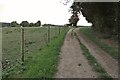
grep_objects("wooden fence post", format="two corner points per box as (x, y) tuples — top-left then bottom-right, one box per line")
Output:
(48, 26), (50, 42)
(44, 33), (48, 45)
(21, 27), (24, 65)
(59, 26), (60, 34)
(55, 27), (57, 37)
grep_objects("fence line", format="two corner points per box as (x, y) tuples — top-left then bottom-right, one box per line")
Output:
(22, 26), (67, 64)
(3, 26), (68, 69)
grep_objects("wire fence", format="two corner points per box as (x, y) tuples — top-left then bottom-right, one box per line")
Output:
(2, 26), (68, 76)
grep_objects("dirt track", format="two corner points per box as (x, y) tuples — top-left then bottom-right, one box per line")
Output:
(55, 28), (97, 78)
(55, 28), (118, 78)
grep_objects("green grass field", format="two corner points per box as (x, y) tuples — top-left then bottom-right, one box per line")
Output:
(2, 26), (68, 78)
(2, 27), (21, 68)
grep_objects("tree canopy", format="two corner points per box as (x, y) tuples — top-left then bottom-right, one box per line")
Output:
(20, 21), (29, 27)
(11, 21), (19, 27)
(35, 20), (41, 27)
(69, 2), (119, 35)
(20, 20), (41, 27)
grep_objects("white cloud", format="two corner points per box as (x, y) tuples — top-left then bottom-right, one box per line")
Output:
(0, 0), (91, 26)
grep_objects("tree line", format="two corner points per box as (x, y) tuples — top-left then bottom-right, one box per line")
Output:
(3, 20), (41, 27)
(2, 21), (65, 27)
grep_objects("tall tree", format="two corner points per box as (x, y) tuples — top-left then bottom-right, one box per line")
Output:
(11, 21), (19, 27)
(69, 2), (81, 27)
(29, 23), (34, 27)
(69, 14), (79, 26)
(35, 20), (41, 27)
(20, 21), (29, 27)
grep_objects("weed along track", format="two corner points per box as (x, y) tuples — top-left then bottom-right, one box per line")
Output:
(55, 28), (97, 78)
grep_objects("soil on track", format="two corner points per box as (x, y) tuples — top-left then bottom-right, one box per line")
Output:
(55, 28), (97, 78)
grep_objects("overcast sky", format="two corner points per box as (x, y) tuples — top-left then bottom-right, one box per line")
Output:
(0, 0), (92, 26)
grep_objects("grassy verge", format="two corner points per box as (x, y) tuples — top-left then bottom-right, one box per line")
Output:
(74, 32), (112, 79)
(80, 28), (119, 60)
(3, 29), (68, 79)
